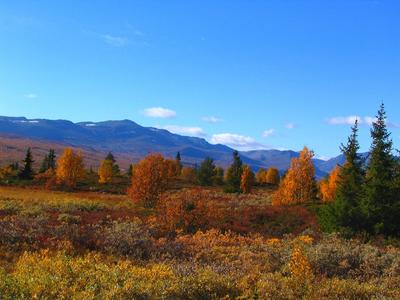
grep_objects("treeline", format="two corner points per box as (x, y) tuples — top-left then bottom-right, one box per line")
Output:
(271, 104), (400, 237)
(0, 145), (280, 194)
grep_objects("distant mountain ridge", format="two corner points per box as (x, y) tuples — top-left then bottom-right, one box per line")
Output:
(0, 116), (348, 178)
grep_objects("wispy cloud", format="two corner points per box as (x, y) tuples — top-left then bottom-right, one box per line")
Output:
(143, 107), (177, 118)
(327, 115), (400, 128)
(159, 125), (206, 138)
(134, 30), (145, 37)
(262, 129), (275, 138)
(101, 34), (130, 47)
(24, 93), (37, 99)
(202, 116), (223, 123)
(211, 133), (267, 151)
(327, 115), (361, 125)
(285, 122), (295, 129)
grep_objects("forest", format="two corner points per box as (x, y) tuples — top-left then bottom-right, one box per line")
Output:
(0, 104), (399, 299)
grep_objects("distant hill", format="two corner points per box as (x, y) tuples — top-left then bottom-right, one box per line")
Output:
(0, 116), (349, 178)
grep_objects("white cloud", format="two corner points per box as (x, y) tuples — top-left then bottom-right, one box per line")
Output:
(262, 129), (275, 138)
(202, 116), (223, 123)
(102, 34), (130, 47)
(327, 115), (361, 125)
(363, 116), (377, 125)
(24, 93), (37, 99)
(159, 125), (206, 137)
(210, 133), (267, 150)
(285, 122), (295, 129)
(328, 115), (400, 128)
(325, 115), (399, 127)
(143, 107), (177, 118)
(315, 155), (330, 161)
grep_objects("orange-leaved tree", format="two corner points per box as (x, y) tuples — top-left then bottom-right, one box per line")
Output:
(272, 147), (316, 205)
(165, 159), (181, 178)
(181, 166), (197, 183)
(256, 168), (267, 184)
(56, 148), (85, 188)
(240, 165), (255, 193)
(265, 167), (280, 185)
(319, 165), (341, 203)
(128, 153), (169, 208)
(98, 159), (113, 184)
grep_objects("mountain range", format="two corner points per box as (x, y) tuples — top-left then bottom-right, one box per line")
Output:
(0, 116), (347, 178)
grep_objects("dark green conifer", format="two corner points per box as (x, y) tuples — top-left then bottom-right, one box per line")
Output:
(197, 157), (216, 186)
(319, 120), (365, 233)
(363, 103), (397, 234)
(225, 151), (243, 192)
(19, 148), (35, 180)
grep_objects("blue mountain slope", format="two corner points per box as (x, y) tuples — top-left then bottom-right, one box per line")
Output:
(0, 116), (345, 178)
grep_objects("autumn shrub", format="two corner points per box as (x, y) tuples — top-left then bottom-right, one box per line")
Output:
(309, 234), (400, 280)
(128, 153), (169, 208)
(57, 213), (82, 225)
(0, 199), (22, 215)
(101, 219), (153, 258)
(157, 189), (219, 233)
(0, 250), (239, 300)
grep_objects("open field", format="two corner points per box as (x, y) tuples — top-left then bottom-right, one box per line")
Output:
(0, 186), (399, 299)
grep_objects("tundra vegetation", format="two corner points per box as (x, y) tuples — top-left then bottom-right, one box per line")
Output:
(0, 104), (399, 299)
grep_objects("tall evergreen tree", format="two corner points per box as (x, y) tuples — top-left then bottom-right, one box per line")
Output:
(197, 157), (216, 186)
(363, 103), (397, 234)
(319, 120), (365, 233)
(39, 149), (56, 173)
(225, 151), (243, 192)
(175, 152), (182, 172)
(19, 147), (35, 180)
(127, 164), (134, 177)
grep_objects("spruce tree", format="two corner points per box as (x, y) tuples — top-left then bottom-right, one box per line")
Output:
(175, 152), (182, 172)
(48, 149), (56, 170)
(19, 147), (35, 180)
(39, 149), (56, 173)
(39, 156), (49, 173)
(363, 103), (397, 234)
(197, 157), (216, 186)
(225, 151), (243, 192)
(127, 164), (134, 177)
(319, 120), (365, 233)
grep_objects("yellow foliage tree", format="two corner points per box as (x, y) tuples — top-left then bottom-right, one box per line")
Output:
(265, 167), (280, 185)
(319, 165), (341, 203)
(256, 168), (267, 184)
(56, 148), (85, 188)
(181, 166), (197, 183)
(240, 165), (255, 193)
(98, 159), (113, 184)
(128, 153), (169, 208)
(165, 159), (180, 179)
(272, 147), (316, 205)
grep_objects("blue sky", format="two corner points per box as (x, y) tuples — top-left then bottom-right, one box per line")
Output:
(1, 0), (399, 159)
